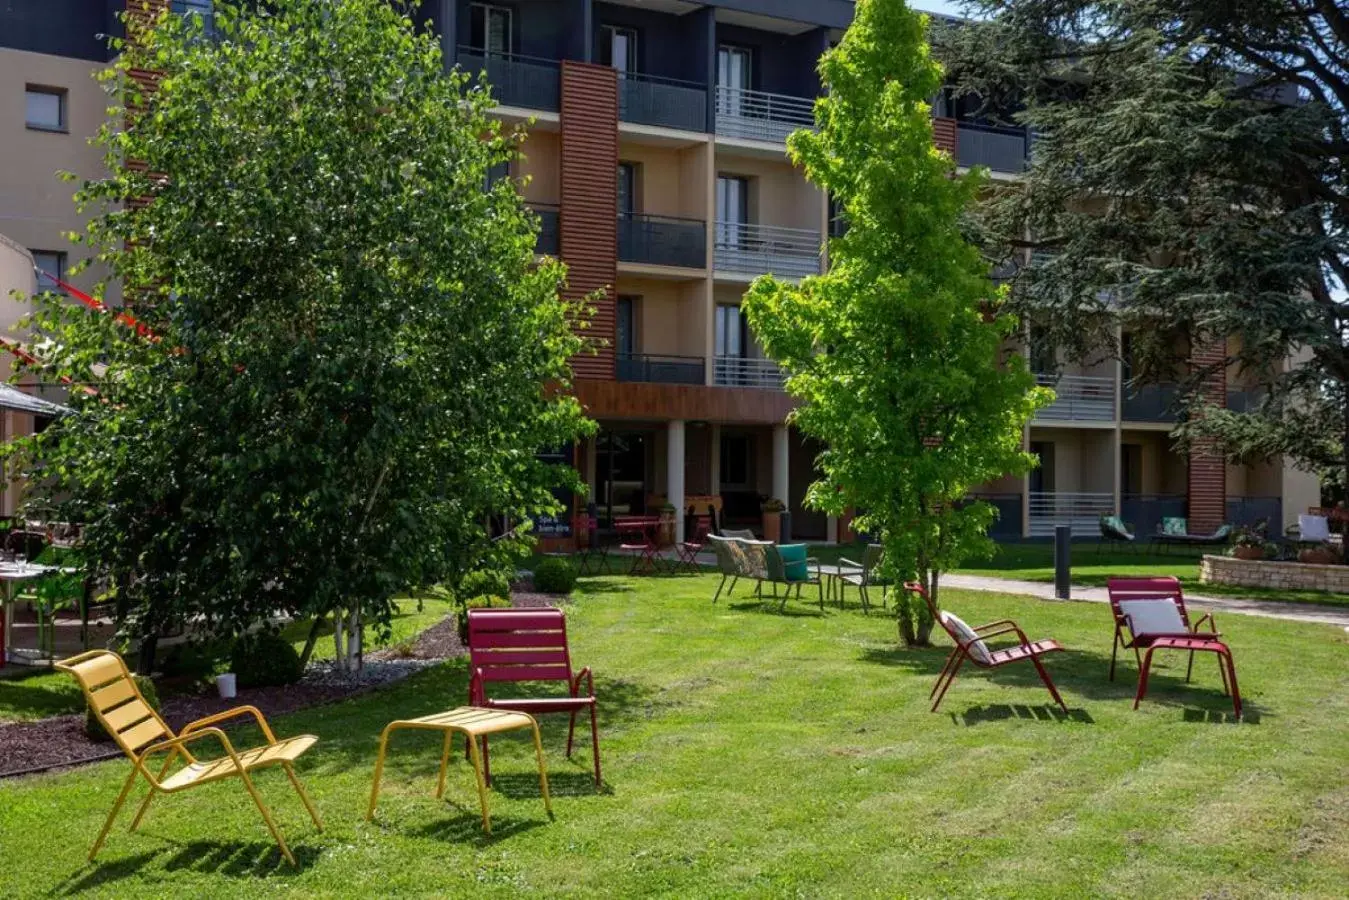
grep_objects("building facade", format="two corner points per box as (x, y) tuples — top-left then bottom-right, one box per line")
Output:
(0, 0), (1320, 539)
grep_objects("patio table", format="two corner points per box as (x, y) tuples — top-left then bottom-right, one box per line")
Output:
(0, 561), (60, 668)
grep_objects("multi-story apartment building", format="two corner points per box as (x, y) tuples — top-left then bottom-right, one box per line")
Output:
(1, 0), (1319, 541)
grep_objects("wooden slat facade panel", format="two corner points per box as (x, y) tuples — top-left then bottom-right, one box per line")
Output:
(1187, 340), (1228, 532)
(933, 116), (957, 158)
(560, 62), (619, 381)
(574, 378), (796, 426)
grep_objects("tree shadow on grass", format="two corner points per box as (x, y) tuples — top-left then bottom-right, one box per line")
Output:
(574, 577), (635, 595)
(860, 641), (1265, 722)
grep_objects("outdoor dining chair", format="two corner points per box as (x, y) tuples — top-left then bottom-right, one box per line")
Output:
(835, 543), (890, 612)
(56, 650), (322, 867)
(905, 582), (1069, 713)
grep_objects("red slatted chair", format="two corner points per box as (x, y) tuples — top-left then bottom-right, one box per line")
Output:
(904, 582), (1068, 713)
(615, 516), (661, 575)
(1106, 576), (1239, 716)
(1105, 576), (1218, 682)
(467, 607), (601, 786)
(675, 515), (712, 574)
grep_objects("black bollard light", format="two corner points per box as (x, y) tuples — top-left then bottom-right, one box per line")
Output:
(1054, 524), (1072, 599)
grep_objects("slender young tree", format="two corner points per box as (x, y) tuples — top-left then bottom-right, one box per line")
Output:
(5, 0), (591, 669)
(938, 1), (1347, 515)
(743, 0), (1048, 645)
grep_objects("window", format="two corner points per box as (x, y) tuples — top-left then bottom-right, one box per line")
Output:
(483, 160), (510, 191)
(1028, 324), (1055, 374)
(717, 45), (752, 116)
(616, 296), (637, 357)
(715, 175), (749, 247)
(171, 0), (214, 31)
(720, 435), (751, 488)
(617, 162), (639, 216)
(715, 305), (746, 358)
(24, 87), (66, 132)
(469, 3), (512, 56)
(30, 250), (65, 289)
(600, 25), (638, 74)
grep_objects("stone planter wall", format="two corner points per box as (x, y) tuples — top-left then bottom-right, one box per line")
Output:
(1200, 554), (1349, 593)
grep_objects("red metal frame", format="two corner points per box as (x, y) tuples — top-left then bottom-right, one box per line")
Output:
(905, 582), (1068, 713)
(674, 516), (711, 575)
(1134, 635), (1242, 718)
(1105, 576), (1219, 684)
(467, 607), (601, 786)
(614, 515), (662, 575)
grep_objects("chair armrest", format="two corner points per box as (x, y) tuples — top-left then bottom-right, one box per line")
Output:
(180, 704), (278, 745)
(838, 558), (862, 569)
(973, 619), (1018, 633)
(975, 623), (1032, 647)
(1192, 612), (1217, 634)
(136, 727), (242, 784)
(572, 666), (595, 698)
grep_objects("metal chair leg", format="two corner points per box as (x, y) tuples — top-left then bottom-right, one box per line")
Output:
(238, 767), (297, 866)
(90, 767), (140, 861)
(283, 763), (324, 831)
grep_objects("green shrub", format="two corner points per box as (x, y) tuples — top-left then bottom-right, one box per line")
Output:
(230, 632), (304, 689)
(458, 569), (511, 602)
(86, 674), (160, 743)
(533, 556), (578, 595)
(160, 639), (228, 681)
(456, 594), (511, 644)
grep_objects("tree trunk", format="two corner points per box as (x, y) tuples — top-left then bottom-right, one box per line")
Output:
(136, 632), (158, 676)
(1342, 403), (1348, 564)
(914, 570), (937, 646)
(298, 615), (326, 669)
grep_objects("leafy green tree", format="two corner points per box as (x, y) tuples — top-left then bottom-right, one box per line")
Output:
(5, 0), (590, 670)
(742, 0), (1048, 645)
(938, 1), (1347, 507)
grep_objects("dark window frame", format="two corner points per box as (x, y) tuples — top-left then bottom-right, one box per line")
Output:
(24, 85), (67, 133)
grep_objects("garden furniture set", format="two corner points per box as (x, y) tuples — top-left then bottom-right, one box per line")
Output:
(57, 605), (600, 866)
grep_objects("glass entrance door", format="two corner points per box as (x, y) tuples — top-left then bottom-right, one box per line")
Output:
(596, 430), (649, 527)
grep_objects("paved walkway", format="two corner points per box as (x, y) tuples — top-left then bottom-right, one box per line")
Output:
(938, 574), (1349, 629)
(594, 547), (1349, 629)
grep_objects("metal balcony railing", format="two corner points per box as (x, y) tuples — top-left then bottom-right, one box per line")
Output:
(457, 47), (560, 112)
(714, 86), (814, 144)
(714, 222), (821, 278)
(1034, 374), (1116, 421)
(619, 73), (708, 132)
(714, 356), (785, 390)
(1122, 383), (1178, 422)
(617, 213), (706, 269)
(1120, 494), (1187, 537)
(967, 493), (1023, 539)
(1028, 492), (1114, 537)
(1226, 388), (1264, 414)
(617, 353), (705, 386)
(1227, 496), (1281, 529)
(532, 204), (559, 256)
(955, 122), (1031, 174)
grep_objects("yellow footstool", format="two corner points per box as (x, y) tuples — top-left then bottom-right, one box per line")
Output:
(366, 707), (552, 834)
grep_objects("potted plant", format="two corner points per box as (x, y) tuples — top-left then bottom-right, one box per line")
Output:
(761, 498), (786, 544)
(1299, 543), (1339, 565)
(1229, 523), (1268, 560)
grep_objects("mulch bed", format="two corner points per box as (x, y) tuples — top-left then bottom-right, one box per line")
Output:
(0, 585), (568, 779)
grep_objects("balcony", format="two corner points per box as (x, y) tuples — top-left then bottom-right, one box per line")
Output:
(968, 493), (1022, 539)
(532, 204), (559, 256)
(1227, 496), (1282, 528)
(1122, 383), (1178, 423)
(619, 73), (707, 133)
(714, 223), (821, 279)
(955, 122), (1030, 174)
(714, 356), (784, 390)
(457, 47), (560, 112)
(617, 213), (706, 269)
(1226, 388), (1264, 414)
(617, 353), (705, 386)
(1028, 491), (1114, 537)
(714, 86), (814, 144)
(1034, 374), (1116, 422)
(1120, 493), (1187, 538)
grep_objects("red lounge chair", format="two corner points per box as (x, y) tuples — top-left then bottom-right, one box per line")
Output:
(905, 582), (1068, 713)
(1106, 576), (1240, 717)
(467, 607), (601, 786)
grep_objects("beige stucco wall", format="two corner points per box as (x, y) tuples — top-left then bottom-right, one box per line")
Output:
(1120, 429), (1186, 495)
(0, 49), (109, 296)
(620, 142), (709, 221)
(514, 129), (561, 205)
(622, 276), (706, 359)
(716, 155), (822, 232)
(1030, 428), (1115, 494)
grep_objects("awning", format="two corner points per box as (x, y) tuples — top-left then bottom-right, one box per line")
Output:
(0, 383), (69, 417)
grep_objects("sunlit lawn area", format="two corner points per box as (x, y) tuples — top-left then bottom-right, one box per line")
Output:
(803, 541), (1349, 608)
(2, 574), (1347, 897)
(0, 596), (457, 724)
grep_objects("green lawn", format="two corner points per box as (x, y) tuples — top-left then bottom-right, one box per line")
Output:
(0, 596), (457, 724)
(806, 542), (1349, 608)
(2, 574), (1346, 897)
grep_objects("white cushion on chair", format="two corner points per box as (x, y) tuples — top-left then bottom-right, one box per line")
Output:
(1299, 514), (1331, 542)
(941, 611), (992, 664)
(1117, 599), (1186, 637)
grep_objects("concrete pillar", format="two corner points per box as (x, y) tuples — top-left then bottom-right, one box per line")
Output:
(668, 420), (686, 542)
(772, 424), (790, 506)
(826, 515), (838, 543)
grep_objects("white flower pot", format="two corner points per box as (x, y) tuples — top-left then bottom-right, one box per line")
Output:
(216, 673), (238, 699)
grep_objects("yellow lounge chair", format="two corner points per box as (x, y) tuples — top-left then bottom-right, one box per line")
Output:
(56, 649), (323, 867)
